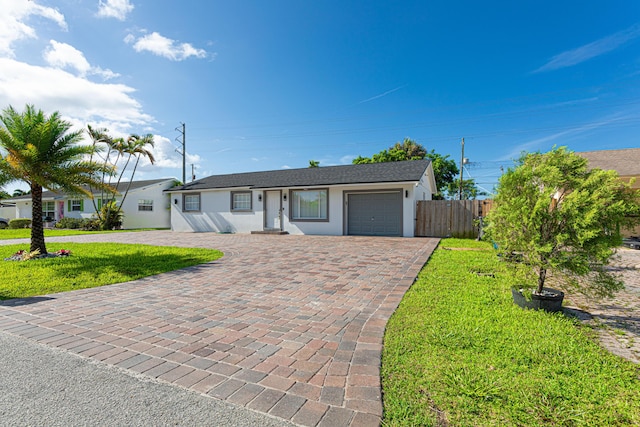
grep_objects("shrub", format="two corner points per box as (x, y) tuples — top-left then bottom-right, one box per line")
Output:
(81, 218), (102, 231)
(9, 218), (31, 229)
(98, 201), (123, 230)
(55, 217), (84, 229)
(485, 146), (640, 297)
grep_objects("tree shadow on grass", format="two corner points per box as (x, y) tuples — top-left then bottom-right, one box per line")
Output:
(1, 246), (223, 300)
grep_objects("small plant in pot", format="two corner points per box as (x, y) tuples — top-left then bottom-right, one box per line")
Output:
(485, 147), (640, 312)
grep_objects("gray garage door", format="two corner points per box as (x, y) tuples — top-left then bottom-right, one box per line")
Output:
(347, 192), (402, 236)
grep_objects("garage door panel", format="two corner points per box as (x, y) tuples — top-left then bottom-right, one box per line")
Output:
(347, 192), (402, 236)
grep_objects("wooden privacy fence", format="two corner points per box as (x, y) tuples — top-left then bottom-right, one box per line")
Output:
(415, 199), (494, 238)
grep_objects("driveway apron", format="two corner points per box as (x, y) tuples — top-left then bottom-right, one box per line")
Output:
(0, 231), (438, 426)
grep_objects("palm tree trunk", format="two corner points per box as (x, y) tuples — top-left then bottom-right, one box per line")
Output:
(30, 183), (47, 254)
(119, 157), (140, 208)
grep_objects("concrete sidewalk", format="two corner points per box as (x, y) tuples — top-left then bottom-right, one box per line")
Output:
(0, 232), (439, 426)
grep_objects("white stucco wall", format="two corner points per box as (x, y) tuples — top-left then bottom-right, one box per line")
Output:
(170, 179), (436, 237)
(170, 188), (264, 233)
(8, 180), (174, 229)
(118, 182), (172, 229)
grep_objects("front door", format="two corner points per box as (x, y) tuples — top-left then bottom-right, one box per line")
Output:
(265, 190), (282, 230)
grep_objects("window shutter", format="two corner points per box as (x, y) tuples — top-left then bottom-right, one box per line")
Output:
(97, 199), (102, 210)
(80, 200), (84, 211)
(68, 200), (71, 211)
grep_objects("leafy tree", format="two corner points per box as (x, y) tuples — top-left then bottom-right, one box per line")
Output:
(353, 138), (460, 198)
(0, 105), (113, 253)
(445, 178), (487, 200)
(87, 126), (155, 230)
(308, 160), (320, 168)
(0, 190), (9, 200)
(353, 138), (426, 164)
(424, 150), (460, 199)
(486, 147), (640, 298)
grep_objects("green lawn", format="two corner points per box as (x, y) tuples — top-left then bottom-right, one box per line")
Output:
(0, 243), (223, 299)
(0, 228), (145, 240)
(382, 239), (640, 426)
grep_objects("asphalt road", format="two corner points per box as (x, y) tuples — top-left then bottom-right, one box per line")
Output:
(0, 332), (295, 427)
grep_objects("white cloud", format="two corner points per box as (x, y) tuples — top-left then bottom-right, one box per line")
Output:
(43, 40), (119, 80)
(0, 57), (186, 183)
(0, 0), (67, 57)
(0, 57), (152, 132)
(340, 155), (355, 164)
(534, 23), (640, 73)
(144, 135), (202, 171)
(96, 0), (134, 21)
(125, 31), (208, 61)
(502, 114), (633, 160)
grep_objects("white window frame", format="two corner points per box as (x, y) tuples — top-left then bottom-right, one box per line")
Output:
(70, 199), (82, 212)
(183, 193), (201, 212)
(231, 191), (252, 212)
(138, 199), (154, 212)
(43, 201), (55, 220)
(290, 188), (329, 222)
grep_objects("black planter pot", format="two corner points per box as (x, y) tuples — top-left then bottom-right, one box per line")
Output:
(511, 287), (564, 312)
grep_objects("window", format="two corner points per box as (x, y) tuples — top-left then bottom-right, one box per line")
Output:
(138, 199), (153, 211)
(231, 191), (252, 211)
(291, 189), (328, 221)
(183, 193), (200, 212)
(43, 201), (55, 220)
(69, 199), (83, 212)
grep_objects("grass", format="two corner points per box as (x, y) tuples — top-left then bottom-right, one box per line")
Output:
(382, 238), (640, 427)
(0, 243), (223, 300)
(0, 228), (148, 240)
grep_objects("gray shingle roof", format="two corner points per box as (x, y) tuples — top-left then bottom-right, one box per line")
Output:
(7, 178), (176, 201)
(169, 159), (431, 191)
(578, 148), (640, 176)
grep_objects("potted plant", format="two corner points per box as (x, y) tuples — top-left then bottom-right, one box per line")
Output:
(485, 147), (640, 312)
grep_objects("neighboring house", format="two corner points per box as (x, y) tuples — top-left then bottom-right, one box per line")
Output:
(167, 160), (437, 237)
(578, 148), (640, 190)
(0, 202), (16, 221)
(6, 178), (176, 229)
(578, 148), (640, 237)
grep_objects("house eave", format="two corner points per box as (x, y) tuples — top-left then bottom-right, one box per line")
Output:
(166, 181), (421, 193)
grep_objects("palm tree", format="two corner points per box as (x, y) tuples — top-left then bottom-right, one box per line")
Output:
(86, 130), (155, 229)
(0, 105), (113, 254)
(12, 189), (30, 197)
(117, 133), (155, 206)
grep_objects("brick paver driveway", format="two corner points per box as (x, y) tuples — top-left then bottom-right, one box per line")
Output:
(0, 231), (438, 426)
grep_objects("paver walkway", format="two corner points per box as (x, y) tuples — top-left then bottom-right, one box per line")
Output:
(563, 248), (640, 363)
(0, 232), (439, 426)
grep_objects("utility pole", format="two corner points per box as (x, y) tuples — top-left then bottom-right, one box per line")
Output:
(458, 137), (465, 200)
(175, 123), (186, 183)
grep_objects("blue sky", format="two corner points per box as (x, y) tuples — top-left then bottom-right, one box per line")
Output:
(1, 0), (639, 196)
